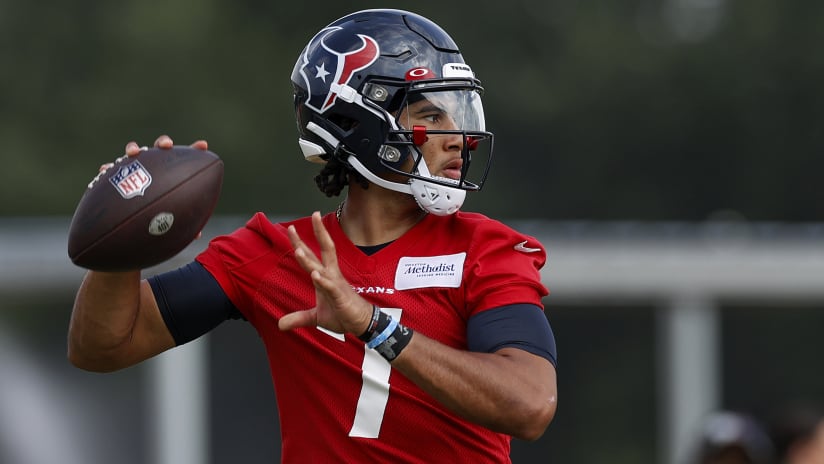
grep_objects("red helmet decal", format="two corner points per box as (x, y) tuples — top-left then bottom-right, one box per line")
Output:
(322, 34), (379, 109)
(405, 67), (436, 81)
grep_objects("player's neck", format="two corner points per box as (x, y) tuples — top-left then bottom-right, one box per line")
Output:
(338, 186), (426, 247)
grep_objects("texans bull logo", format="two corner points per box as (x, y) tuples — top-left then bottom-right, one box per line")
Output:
(297, 26), (379, 113)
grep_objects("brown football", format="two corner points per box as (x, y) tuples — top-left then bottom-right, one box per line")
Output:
(67, 145), (224, 271)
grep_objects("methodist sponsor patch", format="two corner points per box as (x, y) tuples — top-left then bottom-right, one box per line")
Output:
(394, 253), (466, 290)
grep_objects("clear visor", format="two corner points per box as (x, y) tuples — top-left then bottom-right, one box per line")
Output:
(397, 88), (486, 133)
(387, 87), (493, 191)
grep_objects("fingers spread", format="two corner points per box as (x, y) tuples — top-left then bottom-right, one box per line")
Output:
(288, 225), (319, 272)
(278, 309), (316, 331)
(286, 224), (303, 250)
(311, 211), (338, 267)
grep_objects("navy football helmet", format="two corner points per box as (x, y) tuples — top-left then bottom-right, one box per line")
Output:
(291, 9), (493, 215)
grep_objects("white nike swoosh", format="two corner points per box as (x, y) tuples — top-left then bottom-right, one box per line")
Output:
(514, 240), (541, 253)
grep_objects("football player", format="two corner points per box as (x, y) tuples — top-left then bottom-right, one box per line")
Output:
(68, 9), (557, 462)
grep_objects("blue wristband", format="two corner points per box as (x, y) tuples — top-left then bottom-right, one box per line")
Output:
(366, 316), (399, 349)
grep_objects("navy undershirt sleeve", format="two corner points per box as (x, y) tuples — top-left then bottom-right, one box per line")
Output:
(466, 304), (557, 367)
(148, 261), (242, 346)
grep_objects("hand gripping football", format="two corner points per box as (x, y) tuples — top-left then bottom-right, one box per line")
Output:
(67, 145), (224, 271)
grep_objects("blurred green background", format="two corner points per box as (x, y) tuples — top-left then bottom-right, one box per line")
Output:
(2, 1), (823, 464)
(2, 0), (821, 221)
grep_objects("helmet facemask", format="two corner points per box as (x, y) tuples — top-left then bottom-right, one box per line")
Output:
(291, 9), (495, 215)
(343, 79), (494, 215)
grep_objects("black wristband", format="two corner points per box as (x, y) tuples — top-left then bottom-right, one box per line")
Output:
(357, 306), (414, 362)
(373, 323), (413, 362)
(358, 304), (382, 342)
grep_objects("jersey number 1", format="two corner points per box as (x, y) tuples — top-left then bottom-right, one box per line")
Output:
(350, 307), (401, 438)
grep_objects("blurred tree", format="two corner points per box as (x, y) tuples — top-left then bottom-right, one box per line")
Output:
(1, 0), (822, 221)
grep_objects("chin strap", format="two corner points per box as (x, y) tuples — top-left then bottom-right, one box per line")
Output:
(407, 158), (466, 215)
(347, 155), (465, 216)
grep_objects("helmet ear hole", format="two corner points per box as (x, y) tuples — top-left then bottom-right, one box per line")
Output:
(328, 114), (357, 132)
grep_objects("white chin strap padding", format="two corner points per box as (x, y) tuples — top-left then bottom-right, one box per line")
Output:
(409, 160), (466, 216)
(409, 179), (466, 216)
(347, 155), (465, 216)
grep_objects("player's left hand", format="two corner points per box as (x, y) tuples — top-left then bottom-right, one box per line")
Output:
(278, 211), (372, 336)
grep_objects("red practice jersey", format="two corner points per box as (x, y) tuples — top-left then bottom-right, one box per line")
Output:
(196, 211), (548, 463)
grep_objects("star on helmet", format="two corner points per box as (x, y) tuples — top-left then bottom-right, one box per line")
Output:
(314, 63), (330, 82)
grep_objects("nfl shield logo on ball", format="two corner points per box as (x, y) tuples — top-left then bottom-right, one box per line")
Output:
(110, 160), (152, 199)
